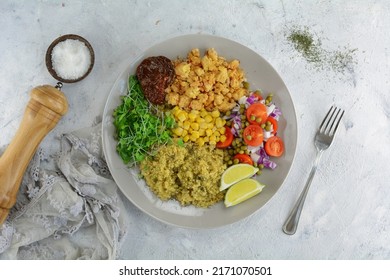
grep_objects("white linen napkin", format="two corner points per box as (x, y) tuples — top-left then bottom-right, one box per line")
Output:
(0, 123), (128, 259)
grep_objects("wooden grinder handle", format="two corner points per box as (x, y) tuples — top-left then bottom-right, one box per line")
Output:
(0, 85), (68, 225)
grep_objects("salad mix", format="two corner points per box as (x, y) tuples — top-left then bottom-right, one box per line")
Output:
(113, 49), (285, 207)
(220, 90), (284, 173)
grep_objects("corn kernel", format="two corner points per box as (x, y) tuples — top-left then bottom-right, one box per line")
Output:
(174, 108), (182, 117)
(177, 111), (187, 122)
(204, 114), (213, 123)
(215, 117), (225, 128)
(199, 129), (205, 136)
(190, 123), (199, 131)
(197, 138), (205, 146)
(211, 110), (220, 118)
(199, 122), (208, 129)
(210, 135), (217, 142)
(173, 127), (184, 136)
(191, 131), (200, 139)
(190, 109), (200, 115)
(219, 126), (226, 135)
(183, 121), (191, 130)
(183, 135), (190, 142)
(200, 109), (208, 118)
(209, 140), (217, 145)
(177, 121), (184, 128)
(188, 112), (197, 121)
(219, 135), (227, 143)
(182, 129), (188, 137)
(172, 106), (180, 115)
(196, 116), (205, 123)
(206, 129), (213, 136)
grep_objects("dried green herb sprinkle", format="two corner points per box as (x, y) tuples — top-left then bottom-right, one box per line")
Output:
(286, 26), (357, 74)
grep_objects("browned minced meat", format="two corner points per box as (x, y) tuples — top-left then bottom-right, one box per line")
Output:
(136, 56), (175, 105)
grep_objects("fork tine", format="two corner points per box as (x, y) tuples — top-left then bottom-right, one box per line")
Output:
(324, 107), (338, 134)
(329, 108), (341, 131)
(330, 108), (344, 136)
(319, 106), (335, 133)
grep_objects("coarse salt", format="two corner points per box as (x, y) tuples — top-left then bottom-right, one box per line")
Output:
(51, 39), (91, 80)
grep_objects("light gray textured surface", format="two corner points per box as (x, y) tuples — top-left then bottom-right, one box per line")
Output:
(1, 0), (389, 259)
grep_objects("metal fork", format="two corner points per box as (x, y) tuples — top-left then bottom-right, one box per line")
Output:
(282, 106), (345, 235)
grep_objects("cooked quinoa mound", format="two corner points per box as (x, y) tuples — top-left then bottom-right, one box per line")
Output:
(140, 143), (226, 207)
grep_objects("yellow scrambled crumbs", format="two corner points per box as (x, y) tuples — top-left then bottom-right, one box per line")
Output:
(165, 48), (249, 112)
(140, 143), (226, 207)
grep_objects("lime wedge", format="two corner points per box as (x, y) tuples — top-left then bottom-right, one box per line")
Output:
(220, 163), (259, 191)
(224, 178), (265, 207)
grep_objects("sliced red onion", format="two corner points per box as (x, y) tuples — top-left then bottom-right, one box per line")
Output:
(252, 146), (278, 169)
(263, 158), (277, 169)
(250, 153), (261, 164)
(246, 94), (258, 105)
(266, 103), (276, 116)
(247, 144), (262, 154)
(238, 96), (248, 105)
(231, 115), (242, 137)
(269, 106), (282, 120)
(263, 130), (273, 140)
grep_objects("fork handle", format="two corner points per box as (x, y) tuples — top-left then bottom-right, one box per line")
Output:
(282, 151), (323, 235)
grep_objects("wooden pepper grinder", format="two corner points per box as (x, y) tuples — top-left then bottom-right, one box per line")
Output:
(0, 34), (94, 226)
(0, 85), (68, 224)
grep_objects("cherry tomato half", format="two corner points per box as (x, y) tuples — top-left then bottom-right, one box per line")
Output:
(246, 103), (268, 125)
(252, 91), (263, 101)
(216, 126), (234, 148)
(243, 124), (263, 146)
(265, 136), (284, 157)
(233, 154), (254, 165)
(266, 116), (278, 132)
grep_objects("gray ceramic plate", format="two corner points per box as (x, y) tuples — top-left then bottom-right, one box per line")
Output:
(102, 34), (297, 229)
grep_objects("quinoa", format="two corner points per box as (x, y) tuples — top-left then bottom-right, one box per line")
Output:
(140, 143), (226, 207)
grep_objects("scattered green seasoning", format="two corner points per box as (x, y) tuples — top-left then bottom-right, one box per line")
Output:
(287, 26), (324, 65)
(286, 25), (357, 74)
(113, 75), (175, 166)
